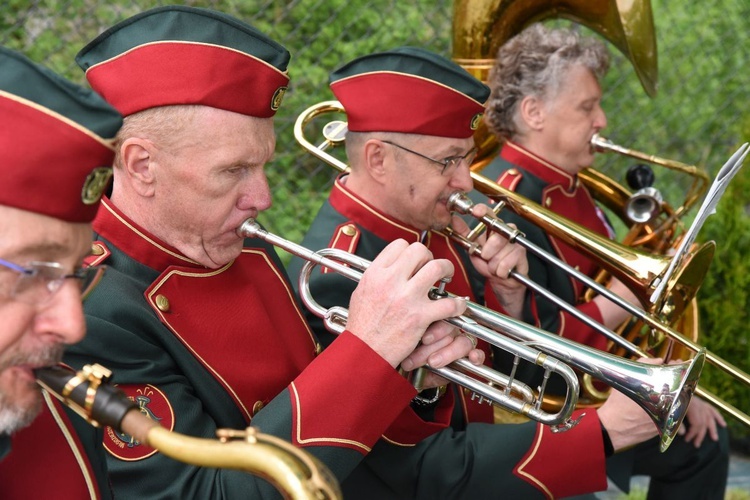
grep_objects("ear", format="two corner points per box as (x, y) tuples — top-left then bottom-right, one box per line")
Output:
(519, 95), (545, 131)
(361, 138), (389, 184)
(119, 138), (157, 197)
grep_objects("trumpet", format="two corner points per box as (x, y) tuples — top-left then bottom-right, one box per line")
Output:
(237, 219), (704, 452)
(36, 363), (342, 500)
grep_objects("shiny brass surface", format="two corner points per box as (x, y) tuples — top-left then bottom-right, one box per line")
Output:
(452, 0), (658, 167)
(238, 219), (705, 452)
(37, 364), (342, 500)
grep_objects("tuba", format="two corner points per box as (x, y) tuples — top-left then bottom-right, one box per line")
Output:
(36, 363), (342, 500)
(452, 0), (658, 169)
(452, 0), (721, 407)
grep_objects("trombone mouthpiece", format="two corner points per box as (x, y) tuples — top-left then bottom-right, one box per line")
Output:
(447, 192), (474, 214)
(237, 218), (260, 238)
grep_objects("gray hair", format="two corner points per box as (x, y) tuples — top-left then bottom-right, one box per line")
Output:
(484, 24), (610, 141)
(113, 105), (200, 169)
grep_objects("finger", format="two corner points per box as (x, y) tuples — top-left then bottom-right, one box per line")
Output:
(708, 418), (719, 443)
(370, 238), (411, 268)
(422, 322), (458, 345)
(427, 333), (476, 369)
(467, 348), (485, 365)
(400, 335), (453, 371)
(450, 213), (471, 236)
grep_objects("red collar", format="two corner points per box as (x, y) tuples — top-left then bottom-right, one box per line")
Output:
(329, 175), (425, 244)
(501, 141), (577, 191)
(93, 197), (203, 271)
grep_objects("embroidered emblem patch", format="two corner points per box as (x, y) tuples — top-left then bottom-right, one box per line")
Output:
(103, 384), (175, 461)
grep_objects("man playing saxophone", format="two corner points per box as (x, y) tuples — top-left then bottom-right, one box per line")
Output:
(289, 46), (667, 498)
(480, 23), (729, 499)
(0, 46), (122, 498)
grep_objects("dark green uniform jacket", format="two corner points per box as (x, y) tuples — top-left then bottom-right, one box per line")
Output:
(63, 197), (444, 499)
(287, 175), (611, 499)
(475, 141), (729, 499)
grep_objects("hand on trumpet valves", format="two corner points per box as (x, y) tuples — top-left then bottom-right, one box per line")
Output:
(451, 206), (528, 319)
(596, 357), (662, 452)
(400, 325), (485, 388)
(345, 239), (469, 368)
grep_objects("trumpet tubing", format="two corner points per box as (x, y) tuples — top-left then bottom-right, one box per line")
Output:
(238, 219), (705, 452)
(36, 364), (342, 500)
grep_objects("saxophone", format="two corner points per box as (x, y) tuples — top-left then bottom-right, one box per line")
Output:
(36, 363), (342, 500)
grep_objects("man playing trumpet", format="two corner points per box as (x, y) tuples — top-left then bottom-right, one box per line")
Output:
(62, 6), (480, 498)
(290, 46), (665, 498)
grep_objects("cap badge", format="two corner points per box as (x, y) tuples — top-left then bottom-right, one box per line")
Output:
(271, 86), (288, 111)
(81, 166), (113, 205)
(470, 113), (483, 131)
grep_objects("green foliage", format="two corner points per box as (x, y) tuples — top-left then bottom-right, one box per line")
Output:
(695, 116), (750, 439)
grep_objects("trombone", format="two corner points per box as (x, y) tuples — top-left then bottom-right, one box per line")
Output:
(292, 100), (750, 428)
(237, 219), (704, 453)
(36, 363), (342, 500)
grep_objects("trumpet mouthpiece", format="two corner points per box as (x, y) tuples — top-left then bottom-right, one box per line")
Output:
(448, 192), (474, 214)
(237, 218), (260, 238)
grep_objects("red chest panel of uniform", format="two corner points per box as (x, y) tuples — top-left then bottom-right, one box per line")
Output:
(146, 249), (318, 421)
(0, 394), (99, 499)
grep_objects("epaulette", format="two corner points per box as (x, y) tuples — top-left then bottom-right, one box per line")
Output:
(485, 168), (523, 206)
(497, 167), (523, 192)
(322, 222), (360, 274)
(83, 240), (111, 267)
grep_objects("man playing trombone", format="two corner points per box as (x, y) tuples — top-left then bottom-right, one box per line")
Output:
(480, 23), (729, 499)
(290, 46), (667, 498)
(0, 47), (122, 498)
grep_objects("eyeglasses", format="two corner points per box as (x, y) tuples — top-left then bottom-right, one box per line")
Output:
(0, 258), (105, 305)
(381, 140), (478, 176)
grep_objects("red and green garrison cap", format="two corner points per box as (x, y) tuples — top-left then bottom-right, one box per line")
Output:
(0, 47), (122, 223)
(76, 5), (290, 118)
(329, 46), (490, 139)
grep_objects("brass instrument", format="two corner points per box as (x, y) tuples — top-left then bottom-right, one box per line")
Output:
(452, 0), (658, 168)
(36, 364), (342, 500)
(292, 100), (750, 429)
(588, 134), (709, 231)
(450, 0), (747, 422)
(238, 219), (704, 452)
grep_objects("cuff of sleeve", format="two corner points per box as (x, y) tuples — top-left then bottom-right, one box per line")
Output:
(513, 409), (607, 498)
(290, 330), (416, 453)
(381, 385), (455, 445)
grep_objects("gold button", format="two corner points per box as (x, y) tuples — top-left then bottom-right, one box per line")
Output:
(91, 243), (105, 256)
(252, 400), (265, 415)
(315, 343), (322, 355)
(508, 168), (518, 175)
(155, 294), (170, 312)
(545, 197), (552, 207)
(342, 224), (356, 236)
